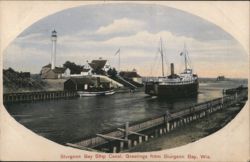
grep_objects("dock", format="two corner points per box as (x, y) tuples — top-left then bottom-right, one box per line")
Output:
(3, 91), (78, 103)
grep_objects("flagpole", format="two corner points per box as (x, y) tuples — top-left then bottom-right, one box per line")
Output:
(118, 50), (120, 72)
(115, 48), (121, 72)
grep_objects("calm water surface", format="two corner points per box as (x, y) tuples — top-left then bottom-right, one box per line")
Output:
(4, 79), (247, 144)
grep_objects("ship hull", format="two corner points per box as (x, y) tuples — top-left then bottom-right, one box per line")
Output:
(145, 81), (199, 98)
(77, 90), (115, 97)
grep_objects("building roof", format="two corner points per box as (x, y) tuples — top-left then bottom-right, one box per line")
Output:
(119, 71), (141, 78)
(42, 64), (52, 68)
(88, 59), (107, 70)
(42, 64), (66, 74)
(52, 67), (66, 74)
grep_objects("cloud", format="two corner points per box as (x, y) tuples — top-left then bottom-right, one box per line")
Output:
(18, 33), (43, 40)
(3, 43), (51, 73)
(4, 28), (248, 77)
(52, 29), (247, 66)
(16, 33), (49, 44)
(3, 4), (248, 77)
(96, 18), (146, 35)
(101, 30), (193, 48)
(62, 30), (247, 77)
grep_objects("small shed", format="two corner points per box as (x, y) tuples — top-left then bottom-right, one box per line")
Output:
(64, 77), (112, 91)
(64, 78), (95, 91)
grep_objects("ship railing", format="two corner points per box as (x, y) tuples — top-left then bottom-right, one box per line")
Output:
(159, 80), (196, 85)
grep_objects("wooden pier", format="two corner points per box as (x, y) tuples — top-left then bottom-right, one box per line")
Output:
(67, 88), (248, 153)
(3, 91), (78, 103)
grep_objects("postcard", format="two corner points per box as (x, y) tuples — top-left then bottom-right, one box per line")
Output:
(0, 1), (249, 161)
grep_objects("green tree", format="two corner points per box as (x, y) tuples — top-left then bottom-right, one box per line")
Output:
(107, 68), (117, 78)
(63, 61), (83, 74)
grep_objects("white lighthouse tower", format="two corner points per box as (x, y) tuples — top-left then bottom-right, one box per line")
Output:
(51, 30), (57, 70)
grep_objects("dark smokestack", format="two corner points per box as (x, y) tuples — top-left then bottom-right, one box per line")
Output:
(170, 63), (174, 75)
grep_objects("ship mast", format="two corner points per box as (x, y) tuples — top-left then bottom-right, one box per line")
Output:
(184, 43), (188, 72)
(160, 38), (164, 77)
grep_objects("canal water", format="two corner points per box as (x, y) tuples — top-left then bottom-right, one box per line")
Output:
(4, 79), (247, 144)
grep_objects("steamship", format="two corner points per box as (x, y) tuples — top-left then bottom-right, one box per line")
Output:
(145, 40), (199, 98)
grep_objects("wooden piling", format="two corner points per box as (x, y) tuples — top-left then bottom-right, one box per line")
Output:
(120, 141), (124, 151)
(3, 91), (77, 103)
(133, 140), (137, 146)
(112, 146), (117, 153)
(163, 128), (167, 134)
(127, 140), (131, 149)
(155, 129), (158, 137)
(139, 136), (142, 143)
(125, 122), (129, 140)
(159, 129), (163, 135)
(167, 122), (170, 132)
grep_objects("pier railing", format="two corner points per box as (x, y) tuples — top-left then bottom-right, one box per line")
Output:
(71, 88), (247, 150)
(3, 91), (78, 103)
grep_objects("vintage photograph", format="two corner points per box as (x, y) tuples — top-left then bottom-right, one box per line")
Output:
(1, 2), (249, 160)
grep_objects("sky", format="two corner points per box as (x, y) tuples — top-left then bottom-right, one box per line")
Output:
(3, 3), (248, 78)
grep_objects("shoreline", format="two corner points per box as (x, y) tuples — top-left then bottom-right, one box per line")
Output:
(127, 101), (246, 152)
